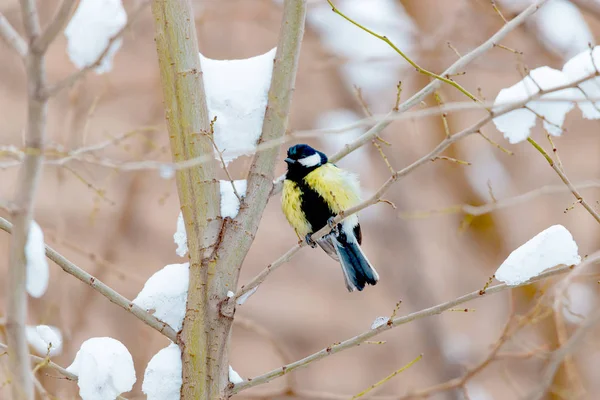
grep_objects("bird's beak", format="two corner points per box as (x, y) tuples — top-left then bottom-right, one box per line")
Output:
(284, 158), (295, 164)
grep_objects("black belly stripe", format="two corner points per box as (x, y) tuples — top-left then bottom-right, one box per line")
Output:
(296, 180), (335, 234)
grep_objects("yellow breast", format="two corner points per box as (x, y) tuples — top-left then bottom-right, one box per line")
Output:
(281, 180), (312, 238)
(303, 163), (361, 213)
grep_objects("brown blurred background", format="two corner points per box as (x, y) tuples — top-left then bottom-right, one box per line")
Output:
(1, 0), (600, 399)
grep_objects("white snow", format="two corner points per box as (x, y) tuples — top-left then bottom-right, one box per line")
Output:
(236, 286), (258, 306)
(493, 67), (577, 143)
(561, 282), (596, 324)
(228, 366), (244, 384)
(495, 225), (581, 286)
(174, 212), (188, 258)
(370, 316), (389, 329)
(200, 48), (275, 164)
(25, 325), (62, 357)
(563, 46), (600, 119)
(308, 0), (415, 106)
(220, 180), (247, 218)
(227, 290), (235, 298)
(142, 343), (182, 400)
(66, 337), (136, 400)
(64, 0), (127, 74)
(25, 220), (49, 298)
(133, 263), (190, 331)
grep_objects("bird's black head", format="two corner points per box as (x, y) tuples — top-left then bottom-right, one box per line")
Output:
(284, 144), (328, 181)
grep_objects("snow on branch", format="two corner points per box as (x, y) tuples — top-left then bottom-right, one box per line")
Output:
(220, 180), (247, 219)
(133, 263), (189, 331)
(174, 179), (247, 256)
(200, 48), (276, 164)
(25, 325), (62, 357)
(66, 337), (136, 400)
(493, 47), (600, 143)
(143, 343), (182, 400)
(0, 216), (178, 342)
(495, 225), (581, 286)
(64, 0), (127, 74)
(25, 220), (49, 298)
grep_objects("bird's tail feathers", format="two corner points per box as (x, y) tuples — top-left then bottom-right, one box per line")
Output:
(333, 235), (379, 292)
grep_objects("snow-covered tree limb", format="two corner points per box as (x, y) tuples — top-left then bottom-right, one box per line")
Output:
(0, 216), (178, 342)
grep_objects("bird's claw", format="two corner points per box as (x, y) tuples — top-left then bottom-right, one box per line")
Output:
(305, 234), (317, 248)
(327, 217), (339, 235)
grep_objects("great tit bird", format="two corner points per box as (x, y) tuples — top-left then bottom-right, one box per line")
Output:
(281, 144), (379, 292)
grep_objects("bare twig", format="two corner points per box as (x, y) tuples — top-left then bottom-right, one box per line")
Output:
(0, 216), (178, 342)
(43, 0), (150, 98)
(352, 354), (423, 399)
(527, 137), (600, 224)
(400, 180), (600, 219)
(0, 13), (27, 57)
(327, 0), (478, 101)
(232, 255), (600, 394)
(233, 245), (301, 304)
(33, 0), (77, 53)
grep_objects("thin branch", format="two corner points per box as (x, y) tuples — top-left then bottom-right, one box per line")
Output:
(233, 245), (301, 304)
(0, 216), (178, 342)
(33, 0), (77, 53)
(400, 180), (600, 219)
(43, 1), (150, 98)
(352, 354), (423, 399)
(232, 254), (600, 394)
(270, 0), (550, 195)
(328, 0), (478, 102)
(527, 137), (600, 224)
(19, 0), (41, 39)
(0, 13), (28, 58)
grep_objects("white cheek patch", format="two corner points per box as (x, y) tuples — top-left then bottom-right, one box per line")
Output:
(298, 153), (321, 167)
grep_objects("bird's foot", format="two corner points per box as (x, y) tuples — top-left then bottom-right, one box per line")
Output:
(327, 217), (340, 235)
(305, 234), (317, 248)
